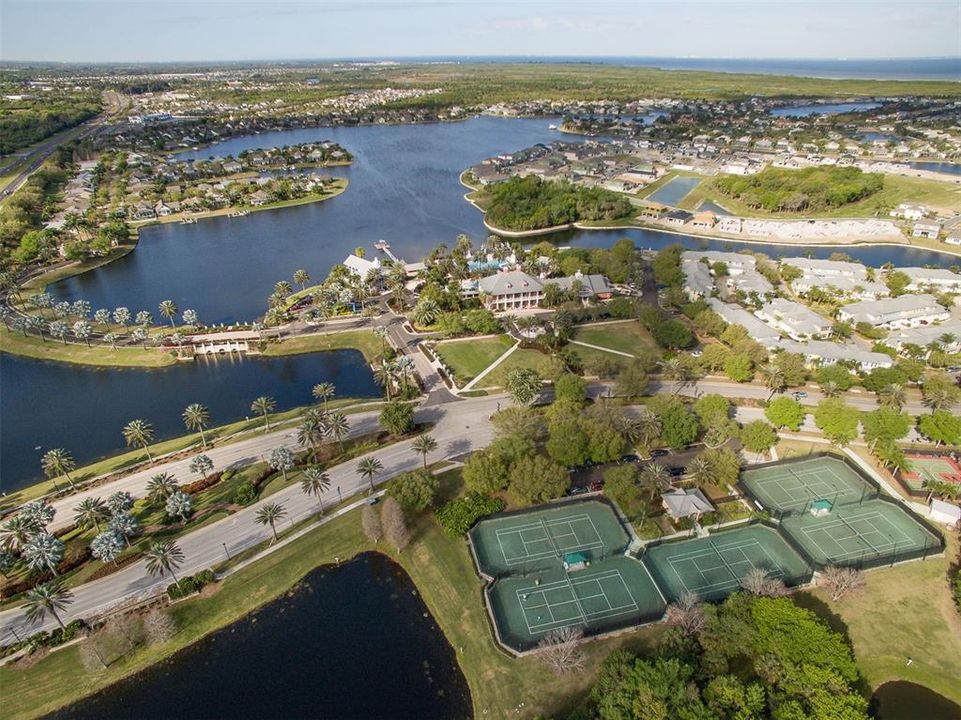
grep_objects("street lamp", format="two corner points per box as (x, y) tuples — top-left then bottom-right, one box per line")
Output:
(222, 542), (230, 561)
(337, 485), (343, 503)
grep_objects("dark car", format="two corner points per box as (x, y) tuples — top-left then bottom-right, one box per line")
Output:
(651, 448), (669, 458)
(620, 454), (640, 464)
(668, 466), (686, 477)
(569, 485), (590, 496)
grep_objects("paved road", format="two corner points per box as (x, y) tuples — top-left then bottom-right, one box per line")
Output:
(0, 395), (502, 640)
(35, 407), (385, 533)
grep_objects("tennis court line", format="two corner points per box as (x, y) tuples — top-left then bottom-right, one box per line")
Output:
(515, 570), (640, 634)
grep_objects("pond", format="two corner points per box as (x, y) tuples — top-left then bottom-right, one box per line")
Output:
(870, 680), (961, 720)
(50, 553), (472, 720)
(910, 161), (961, 177)
(0, 350), (379, 493)
(645, 176), (701, 207)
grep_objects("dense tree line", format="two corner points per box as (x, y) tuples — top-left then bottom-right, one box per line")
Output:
(714, 166), (884, 213)
(569, 593), (868, 720)
(0, 96), (101, 155)
(484, 176), (633, 231)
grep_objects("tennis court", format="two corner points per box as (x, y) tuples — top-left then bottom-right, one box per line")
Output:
(642, 524), (813, 602)
(487, 555), (666, 651)
(900, 454), (961, 494)
(740, 456), (876, 517)
(780, 498), (942, 569)
(470, 500), (630, 577)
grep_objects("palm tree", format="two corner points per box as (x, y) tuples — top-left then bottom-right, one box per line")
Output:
(637, 412), (662, 450)
(327, 411), (350, 451)
(268, 446), (295, 481)
(357, 456), (384, 494)
(144, 541), (186, 590)
(686, 455), (713, 486)
(72, 320), (92, 347)
(301, 468), (331, 514)
(74, 497), (110, 533)
(183, 403), (211, 447)
(0, 515), (35, 552)
(411, 434), (438, 469)
(312, 382), (335, 412)
(22, 580), (73, 630)
(158, 299), (178, 328)
(251, 396), (276, 432)
(41, 448), (76, 490)
(374, 360), (396, 400)
(293, 269), (310, 291)
(256, 502), (288, 543)
(147, 472), (179, 505)
(640, 463), (670, 500)
(820, 380), (841, 398)
(123, 419), (155, 460)
(761, 365), (786, 400)
(297, 416), (324, 453)
(22, 533), (65, 575)
(879, 383), (906, 409)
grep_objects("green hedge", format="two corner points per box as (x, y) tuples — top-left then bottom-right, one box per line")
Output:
(435, 493), (506, 536)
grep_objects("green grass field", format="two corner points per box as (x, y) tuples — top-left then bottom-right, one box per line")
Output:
(262, 329), (383, 362)
(803, 531), (961, 706)
(572, 321), (658, 357)
(680, 173), (961, 218)
(432, 335), (514, 383)
(480, 347), (559, 387)
(0, 468), (668, 720)
(0, 327), (179, 367)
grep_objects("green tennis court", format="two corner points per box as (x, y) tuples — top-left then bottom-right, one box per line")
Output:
(780, 498), (941, 569)
(642, 524), (813, 602)
(470, 500), (630, 577)
(740, 456), (876, 517)
(487, 555), (666, 651)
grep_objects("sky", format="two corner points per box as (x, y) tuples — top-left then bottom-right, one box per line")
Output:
(1, 0), (959, 64)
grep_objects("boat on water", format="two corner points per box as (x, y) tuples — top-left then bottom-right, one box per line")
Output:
(548, 123), (558, 130)
(228, 210), (250, 218)
(181, 217), (197, 224)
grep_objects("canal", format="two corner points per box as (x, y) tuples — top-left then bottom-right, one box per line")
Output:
(50, 553), (472, 720)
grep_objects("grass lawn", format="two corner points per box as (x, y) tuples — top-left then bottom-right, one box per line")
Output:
(680, 173), (961, 218)
(0, 468), (667, 720)
(0, 326), (178, 368)
(572, 320), (658, 357)
(480, 347), (558, 388)
(800, 531), (961, 705)
(432, 335), (514, 383)
(262, 330), (382, 363)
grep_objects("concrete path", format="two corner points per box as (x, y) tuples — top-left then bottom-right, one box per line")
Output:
(569, 339), (636, 358)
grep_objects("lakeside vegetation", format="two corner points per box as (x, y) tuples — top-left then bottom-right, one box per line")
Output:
(261, 329), (381, 363)
(482, 176), (634, 232)
(0, 325), (177, 367)
(714, 166), (884, 213)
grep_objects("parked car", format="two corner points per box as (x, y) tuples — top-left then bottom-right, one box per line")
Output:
(668, 466), (686, 477)
(792, 391), (808, 400)
(620, 454), (640, 464)
(651, 448), (669, 458)
(588, 481), (604, 492)
(569, 485), (590, 496)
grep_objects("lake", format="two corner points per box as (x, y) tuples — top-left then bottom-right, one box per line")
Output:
(910, 161), (961, 177)
(51, 553), (472, 720)
(0, 350), (379, 493)
(769, 102), (882, 117)
(8, 116), (961, 491)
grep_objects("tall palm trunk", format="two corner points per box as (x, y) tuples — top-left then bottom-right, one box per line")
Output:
(142, 443), (153, 461)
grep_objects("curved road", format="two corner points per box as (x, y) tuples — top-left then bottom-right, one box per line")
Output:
(0, 394), (502, 640)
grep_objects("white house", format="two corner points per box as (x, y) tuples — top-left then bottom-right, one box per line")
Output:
(342, 253), (382, 278)
(774, 339), (893, 371)
(889, 203), (927, 221)
(912, 220), (941, 239)
(780, 257), (867, 280)
(706, 298), (781, 348)
(838, 294), (950, 329)
(898, 267), (961, 293)
(755, 298), (832, 340)
(681, 258), (714, 301)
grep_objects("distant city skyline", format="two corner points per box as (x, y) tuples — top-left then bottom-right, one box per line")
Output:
(1, 1), (959, 64)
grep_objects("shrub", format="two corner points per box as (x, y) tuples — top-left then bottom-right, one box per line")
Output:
(435, 493), (506, 536)
(166, 569), (216, 599)
(182, 470), (224, 495)
(232, 480), (257, 505)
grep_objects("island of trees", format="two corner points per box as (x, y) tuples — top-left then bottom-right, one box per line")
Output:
(713, 166), (885, 213)
(483, 176), (634, 231)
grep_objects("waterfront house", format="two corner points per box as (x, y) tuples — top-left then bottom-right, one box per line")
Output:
(755, 298), (832, 340)
(890, 203), (927, 221)
(899, 267), (961, 293)
(343, 253), (382, 279)
(912, 220), (942, 239)
(664, 209), (693, 225)
(837, 294), (950, 329)
(681, 259), (713, 301)
(780, 257), (867, 280)
(476, 270), (544, 311)
(690, 211), (717, 229)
